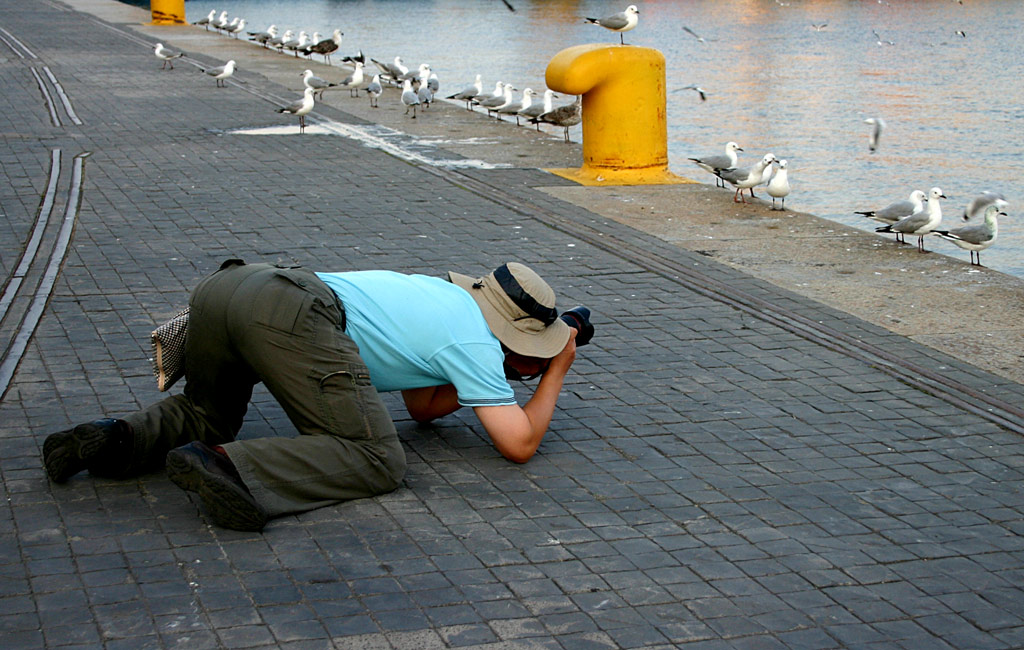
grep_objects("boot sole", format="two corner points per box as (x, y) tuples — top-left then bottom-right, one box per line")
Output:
(43, 425), (112, 483)
(166, 449), (268, 532)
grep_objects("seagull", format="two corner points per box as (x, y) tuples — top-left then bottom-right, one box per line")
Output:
(247, 24), (277, 47)
(417, 78), (434, 109)
(865, 117), (885, 152)
(682, 26), (705, 43)
(811, 21), (829, 31)
(427, 72), (440, 94)
(767, 160), (791, 211)
(715, 153), (777, 203)
(193, 9), (216, 30)
(341, 49), (366, 66)
(872, 29), (895, 46)
(471, 81), (504, 108)
(268, 29), (292, 51)
(366, 74), (383, 108)
(276, 86), (315, 133)
(479, 83), (516, 118)
(154, 43), (184, 69)
(301, 69), (336, 100)
(202, 60), (236, 87)
(219, 16), (239, 34)
(962, 191), (1007, 222)
(530, 95), (582, 142)
(955, 30), (966, 38)
(676, 84), (708, 102)
(310, 29), (343, 64)
(497, 88), (535, 124)
(855, 189), (927, 243)
(876, 187), (946, 252)
(401, 79), (421, 118)
(227, 19), (246, 39)
(518, 89), (557, 129)
(584, 5), (639, 44)
(689, 142), (743, 188)
(933, 202), (1005, 266)
(212, 10), (229, 30)
(399, 63), (431, 84)
(337, 62), (365, 97)
(283, 31), (308, 57)
(298, 32), (320, 58)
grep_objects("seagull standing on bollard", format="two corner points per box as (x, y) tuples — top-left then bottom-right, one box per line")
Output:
(584, 5), (639, 44)
(276, 87), (315, 133)
(154, 43), (184, 69)
(203, 60), (236, 87)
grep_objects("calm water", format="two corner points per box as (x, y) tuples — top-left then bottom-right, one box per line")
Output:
(185, 0), (1024, 278)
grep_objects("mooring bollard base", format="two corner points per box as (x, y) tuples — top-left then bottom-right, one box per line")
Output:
(544, 166), (695, 187)
(150, 0), (185, 24)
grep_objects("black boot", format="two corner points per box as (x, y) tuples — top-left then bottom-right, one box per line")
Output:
(43, 419), (132, 483)
(166, 441), (269, 532)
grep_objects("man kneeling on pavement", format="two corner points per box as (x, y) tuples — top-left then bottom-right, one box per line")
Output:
(42, 260), (589, 532)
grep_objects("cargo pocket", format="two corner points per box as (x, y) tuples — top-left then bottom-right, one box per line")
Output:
(316, 364), (385, 443)
(250, 273), (314, 334)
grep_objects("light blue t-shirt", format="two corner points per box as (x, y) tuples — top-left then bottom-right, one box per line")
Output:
(316, 270), (516, 407)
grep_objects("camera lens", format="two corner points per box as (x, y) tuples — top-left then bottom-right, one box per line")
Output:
(559, 306), (594, 346)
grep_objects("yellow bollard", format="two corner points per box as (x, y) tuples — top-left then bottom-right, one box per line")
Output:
(544, 44), (690, 186)
(150, 0), (186, 25)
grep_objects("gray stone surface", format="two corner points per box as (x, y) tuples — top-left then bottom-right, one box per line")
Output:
(1, 1), (1023, 649)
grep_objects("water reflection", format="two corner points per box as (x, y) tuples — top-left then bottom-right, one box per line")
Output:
(186, 0), (1024, 278)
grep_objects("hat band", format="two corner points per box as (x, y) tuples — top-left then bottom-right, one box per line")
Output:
(492, 264), (557, 326)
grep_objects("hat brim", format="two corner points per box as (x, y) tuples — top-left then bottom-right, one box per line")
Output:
(450, 271), (571, 359)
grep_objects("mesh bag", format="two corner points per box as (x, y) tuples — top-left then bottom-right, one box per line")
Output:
(151, 307), (189, 391)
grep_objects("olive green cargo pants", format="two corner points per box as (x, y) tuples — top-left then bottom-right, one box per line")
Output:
(121, 261), (407, 517)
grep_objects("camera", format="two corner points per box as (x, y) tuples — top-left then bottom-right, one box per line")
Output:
(559, 306), (594, 346)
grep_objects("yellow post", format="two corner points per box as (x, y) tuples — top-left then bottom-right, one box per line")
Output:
(150, 0), (186, 24)
(544, 44), (689, 186)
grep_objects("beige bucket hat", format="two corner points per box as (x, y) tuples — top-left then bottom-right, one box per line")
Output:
(449, 262), (571, 358)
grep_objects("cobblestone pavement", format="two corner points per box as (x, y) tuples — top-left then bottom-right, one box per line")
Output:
(2, 2), (1024, 649)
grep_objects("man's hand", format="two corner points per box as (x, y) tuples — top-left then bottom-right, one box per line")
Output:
(474, 330), (578, 463)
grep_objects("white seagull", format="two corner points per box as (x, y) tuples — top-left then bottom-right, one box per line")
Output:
(689, 141), (743, 188)
(933, 202), (1006, 266)
(767, 160), (791, 211)
(715, 153), (777, 203)
(203, 59), (236, 87)
(337, 62), (365, 97)
(876, 187), (946, 252)
(585, 5), (639, 44)
(401, 78), (420, 118)
(518, 89), (558, 130)
(301, 69), (336, 101)
(855, 189), (927, 243)
(276, 87), (315, 133)
(963, 191), (1007, 222)
(154, 43), (184, 69)
(864, 117), (885, 152)
(366, 74), (383, 108)
(497, 88), (534, 124)
(194, 10), (216, 30)
(479, 83), (516, 118)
